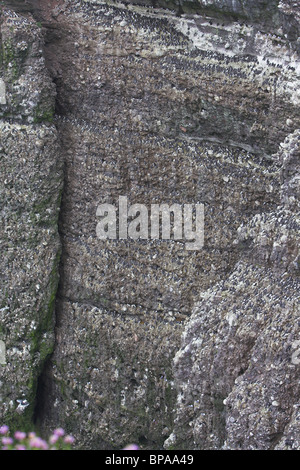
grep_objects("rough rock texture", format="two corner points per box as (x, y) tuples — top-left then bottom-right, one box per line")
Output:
(0, 0), (299, 450)
(0, 8), (63, 430)
(167, 130), (299, 450)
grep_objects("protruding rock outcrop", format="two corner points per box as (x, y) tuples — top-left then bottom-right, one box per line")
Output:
(167, 131), (299, 449)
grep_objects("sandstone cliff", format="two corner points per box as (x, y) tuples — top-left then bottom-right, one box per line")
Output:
(0, 0), (299, 449)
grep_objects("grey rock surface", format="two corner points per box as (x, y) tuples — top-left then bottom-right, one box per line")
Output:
(0, 6), (63, 429)
(167, 130), (299, 450)
(0, 0), (299, 449)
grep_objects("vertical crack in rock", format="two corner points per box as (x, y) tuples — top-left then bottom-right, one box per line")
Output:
(0, 3), (63, 432)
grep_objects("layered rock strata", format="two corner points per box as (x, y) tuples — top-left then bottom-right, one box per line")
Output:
(0, 0), (299, 450)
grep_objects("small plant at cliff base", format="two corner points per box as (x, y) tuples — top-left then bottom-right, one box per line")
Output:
(0, 425), (75, 450)
(123, 444), (139, 450)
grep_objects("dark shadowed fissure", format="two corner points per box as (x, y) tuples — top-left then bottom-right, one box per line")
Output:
(30, 17), (69, 430)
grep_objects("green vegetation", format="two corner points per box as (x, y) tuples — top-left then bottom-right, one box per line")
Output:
(1, 40), (19, 81)
(33, 104), (55, 124)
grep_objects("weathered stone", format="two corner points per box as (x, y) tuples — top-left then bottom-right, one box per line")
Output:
(0, 0), (299, 450)
(167, 131), (299, 450)
(0, 118), (62, 431)
(0, 6), (63, 431)
(0, 9), (56, 123)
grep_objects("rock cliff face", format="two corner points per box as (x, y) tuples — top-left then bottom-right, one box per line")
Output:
(168, 130), (300, 450)
(0, 6), (62, 430)
(0, 0), (299, 449)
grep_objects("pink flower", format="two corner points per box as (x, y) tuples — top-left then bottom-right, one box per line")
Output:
(123, 444), (139, 450)
(15, 444), (27, 450)
(0, 425), (9, 435)
(29, 436), (49, 450)
(49, 434), (59, 445)
(53, 427), (65, 437)
(63, 435), (75, 445)
(14, 431), (27, 441)
(2, 437), (13, 446)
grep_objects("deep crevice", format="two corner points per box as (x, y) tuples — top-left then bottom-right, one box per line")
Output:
(31, 26), (67, 432)
(33, 357), (53, 429)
